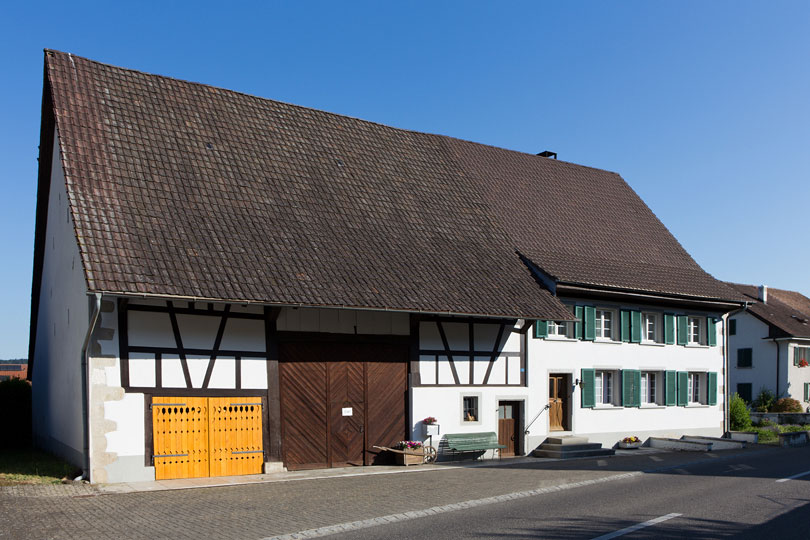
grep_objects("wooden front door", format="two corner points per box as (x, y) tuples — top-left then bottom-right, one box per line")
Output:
(549, 375), (568, 431)
(279, 342), (408, 470)
(497, 401), (520, 456)
(152, 396), (264, 480)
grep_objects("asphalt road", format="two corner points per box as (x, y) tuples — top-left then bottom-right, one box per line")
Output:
(328, 447), (810, 539)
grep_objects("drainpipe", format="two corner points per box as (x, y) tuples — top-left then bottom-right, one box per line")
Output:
(773, 338), (780, 397)
(81, 293), (102, 480)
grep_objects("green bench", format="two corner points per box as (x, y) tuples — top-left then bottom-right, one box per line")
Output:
(444, 432), (506, 460)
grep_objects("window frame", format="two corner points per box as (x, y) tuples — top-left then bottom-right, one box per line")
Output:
(687, 316), (703, 346)
(687, 372), (704, 404)
(547, 320), (575, 339)
(641, 312), (662, 344)
(595, 309), (617, 341)
(461, 394), (480, 423)
(594, 370), (617, 406)
(640, 371), (659, 405)
(794, 346), (810, 366)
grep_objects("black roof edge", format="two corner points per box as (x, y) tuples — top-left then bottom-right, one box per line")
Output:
(555, 283), (745, 312)
(27, 57), (56, 381)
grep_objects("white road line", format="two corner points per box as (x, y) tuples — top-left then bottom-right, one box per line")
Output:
(776, 469), (810, 483)
(649, 455), (663, 462)
(590, 513), (682, 540)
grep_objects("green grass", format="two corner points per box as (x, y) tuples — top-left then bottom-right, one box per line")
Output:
(745, 424), (810, 445)
(0, 448), (79, 485)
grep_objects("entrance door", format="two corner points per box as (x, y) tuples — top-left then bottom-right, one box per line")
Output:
(549, 375), (569, 431)
(497, 401), (521, 456)
(152, 396), (264, 480)
(328, 361), (365, 466)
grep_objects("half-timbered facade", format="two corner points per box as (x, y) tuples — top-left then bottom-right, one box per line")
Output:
(30, 51), (744, 483)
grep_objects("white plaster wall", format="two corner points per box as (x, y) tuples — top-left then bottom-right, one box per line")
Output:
(728, 313), (778, 398)
(786, 342), (810, 403)
(527, 307), (726, 448)
(276, 307), (409, 335)
(31, 128), (90, 467)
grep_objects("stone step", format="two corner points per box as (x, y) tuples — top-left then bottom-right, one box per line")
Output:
(537, 443), (605, 452)
(532, 447), (615, 459)
(649, 437), (712, 452)
(681, 435), (745, 450)
(544, 436), (590, 445)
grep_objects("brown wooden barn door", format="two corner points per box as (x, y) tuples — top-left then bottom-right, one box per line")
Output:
(365, 346), (408, 465)
(279, 345), (329, 470)
(328, 360), (365, 467)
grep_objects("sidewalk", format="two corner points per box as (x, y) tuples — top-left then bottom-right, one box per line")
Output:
(0, 445), (777, 540)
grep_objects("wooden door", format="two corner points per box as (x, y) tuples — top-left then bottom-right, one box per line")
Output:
(208, 397), (264, 477)
(497, 401), (519, 456)
(279, 345), (329, 470)
(365, 348), (408, 465)
(329, 361), (365, 466)
(549, 376), (565, 431)
(153, 397), (209, 480)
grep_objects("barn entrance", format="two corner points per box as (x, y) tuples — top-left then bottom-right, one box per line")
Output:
(278, 341), (408, 471)
(151, 396), (264, 480)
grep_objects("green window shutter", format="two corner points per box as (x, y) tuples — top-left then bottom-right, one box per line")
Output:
(574, 306), (583, 339)
(707, 318), (717, 347)
(633, 370), (641, 407)
(630, 311), (642, 343)
(620, 311), (630, 342)
(737, 348), (752, 368)
(707, 372), (717, 406)
(665, 371), (677, 406)
(664, 314), (676, 345)
(583, 306), (596, 341)
(622, 370), (641, 407)
(729, 319), (736, 336)
(677, 316), (688, 346)
(581, 368), (596, 408)
(677, 371), (688, 406)
(535, 320), (548, 339)
(805, 383), (809, 402)
(794, 348), (801, 366)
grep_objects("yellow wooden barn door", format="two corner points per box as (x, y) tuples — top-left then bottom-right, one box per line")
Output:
(152, 397), (210, 480)
(208, 397), (264, 477)
(152, 397), (264, 480)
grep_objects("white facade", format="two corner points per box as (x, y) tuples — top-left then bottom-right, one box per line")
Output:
(728, 311), (810, 405)
(32, 129), (90, 468)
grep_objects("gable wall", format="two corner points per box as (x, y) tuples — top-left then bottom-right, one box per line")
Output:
(31, 128), (90, 467)
(728, 312), (778, 401)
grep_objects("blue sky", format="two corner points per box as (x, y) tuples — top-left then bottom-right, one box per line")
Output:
(1, 1), (808, 358)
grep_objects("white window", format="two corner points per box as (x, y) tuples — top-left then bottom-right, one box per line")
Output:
(687, 372), (702, 404)
(547, 320), (573, 338)
(595, 370), (615, 405)
(595, 309), (615, 340)
(462, 395), (479, 422)
(642, 313), (660, 343)
(687, 317), (702, 345)
(641, 371), (657, 404)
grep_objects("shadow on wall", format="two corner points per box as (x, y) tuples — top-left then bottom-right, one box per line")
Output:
(0, 378), (31, 449)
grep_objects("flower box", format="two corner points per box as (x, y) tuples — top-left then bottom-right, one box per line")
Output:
(618, 441), (642, 449)
(395, 451), (424, 466)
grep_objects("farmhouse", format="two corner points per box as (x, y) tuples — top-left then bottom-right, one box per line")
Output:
(726, 284), (810, 406)
(30, 50), (744, 483)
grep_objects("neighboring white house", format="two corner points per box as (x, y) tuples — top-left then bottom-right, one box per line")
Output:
(726, 283), (810, 407)
(30, 50), (744, 484)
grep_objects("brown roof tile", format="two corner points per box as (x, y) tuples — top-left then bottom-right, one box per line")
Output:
(727, 283), (810, 338)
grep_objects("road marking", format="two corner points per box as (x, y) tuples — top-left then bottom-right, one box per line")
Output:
(649, 455), (663, 462)
(597, 460), (607, 467)
(590, 513), (682, 540)
(776, 469), (810, 483)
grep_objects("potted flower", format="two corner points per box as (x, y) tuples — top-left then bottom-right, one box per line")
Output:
(618, 436), (642, 449)
(423, 416), (440, 437)
(394, 441), (424, 466)
(799, 359), (808, 368)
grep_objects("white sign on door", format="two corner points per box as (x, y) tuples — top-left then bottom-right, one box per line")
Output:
(342, 407), (353, 416)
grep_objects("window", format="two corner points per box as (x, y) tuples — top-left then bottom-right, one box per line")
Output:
(737, 383), (752, 403)
(462, 396), (478, 422)
(595, 370), (615, 405)
(729, 319), (737, 336)
(687, 372), (702, 404)
(737, 348), (753, 368)
(804, 383), (810, 403)
(640, 372), (658, 404)
(547, 320), (574, 338)
(595, 309), (615, 340)
(794, 347), (810, 366)
(687, 317), (702, 345)
(642, 313), (661, 343)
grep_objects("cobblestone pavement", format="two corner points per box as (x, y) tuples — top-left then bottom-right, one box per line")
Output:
(0, 447), (777, 540)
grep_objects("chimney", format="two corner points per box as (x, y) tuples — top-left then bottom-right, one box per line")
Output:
(758, 285), (768, 303)
(536, 150), (557, 159)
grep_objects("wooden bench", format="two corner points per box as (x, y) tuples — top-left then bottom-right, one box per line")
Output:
(444, 432), (506, 460)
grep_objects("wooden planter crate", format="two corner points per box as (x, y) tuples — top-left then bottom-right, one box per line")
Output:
(395, 451), (424, 466)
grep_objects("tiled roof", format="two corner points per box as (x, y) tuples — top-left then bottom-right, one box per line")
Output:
(727, 283), (810, 338)
(446, 139), (744, 302)
(43, 50), (574, 321)
(41, 50), (741, 321)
